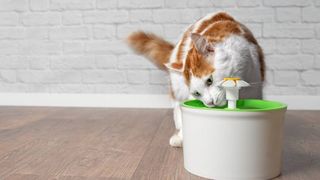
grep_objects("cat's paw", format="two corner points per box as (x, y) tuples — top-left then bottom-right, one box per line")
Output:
(169, 134), (183, 147)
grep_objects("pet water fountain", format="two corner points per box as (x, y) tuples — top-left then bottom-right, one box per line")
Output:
(181, 78), (287, 180)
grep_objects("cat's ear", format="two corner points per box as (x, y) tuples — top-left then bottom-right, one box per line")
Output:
(191, 33), (215, 55)
(165, 62), (184, 73)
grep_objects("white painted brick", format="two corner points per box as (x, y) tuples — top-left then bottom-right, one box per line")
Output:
(0, 0), (27, 11)
(163, 24), (186, 39)
(62, 12), (82, 25)
(264, 0), (311, 7)
(0, 84), (28, 92)
(264, 70), (274, 85)
(237, 0), (261, 7)
(302, 7), (320, 22)
(86, 40), (128, 54)
(97, 0), (117, 9)
(129, 10), (153, 22)
(20, 41), (62, 55)
(63, 42), (84, 55)
(301, 40), (320, 54)
(25, 27), (48, 40)
(180, 9), (201, 24)
(0, 28), (24, 39)
(266, 55), (314, 70)
(51, 56), (95, 69)
(22, 13), (60, 26)
(264, 85), (317, 95)
(0, 42), (19, 55)
(93, 25), (116, 39)
(30, 0), (49, 11)
(153, 9), (182, 23)
(165, 0), (188, 8)
(17, 70), (82, 83)
(315, 55), (320, 69)
(188, 0), (236, 7)
(0, 56), (28, 69)
(276, 39), (300, 54)
(95, 55), (117, 69)
(187, 0), (211, 7)
(317, 25), (320, 38)
(301, 70), (320, 85)
(229, 8), (274, 23)
(127, 70), (149, 84)
(149, 70), (168, 84)
(274, 71), (299, 86)
(82, 70), (126, 83)
(49, 84), (88, 93)
(118, 54), (154, 69)
(316, 0), (320, 6)
(0, 13), (19, 26)
(49, 27), (88, 40)
(117, 24), (164, 39)
(118, 0), (163, 8)
(28, 56), (49, 70)
(245, 23), (262, 38)
(258, 39), (276, 54)
(0, 70), (16, 83)
(84, 10), (129, 24)
(276, 8), (301, 22)
(50, 0), (94, 10)
(263, 23), (314, 38)
(124, 84), (168, 94)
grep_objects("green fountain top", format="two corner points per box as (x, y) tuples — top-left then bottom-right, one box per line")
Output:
(182, 99), (287, 112)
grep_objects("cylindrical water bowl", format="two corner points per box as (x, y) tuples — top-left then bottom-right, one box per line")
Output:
(181, 99), (287, 180)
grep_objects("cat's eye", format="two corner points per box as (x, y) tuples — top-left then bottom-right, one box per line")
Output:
(206, 77), (213, 86)
(193, 91), (201, 97)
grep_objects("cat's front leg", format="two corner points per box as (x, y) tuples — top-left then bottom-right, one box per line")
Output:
(170, 101), (183, 147)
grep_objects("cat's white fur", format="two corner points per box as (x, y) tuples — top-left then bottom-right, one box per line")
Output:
(169, 35), (262, 147)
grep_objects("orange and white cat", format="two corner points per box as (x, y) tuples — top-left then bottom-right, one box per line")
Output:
(127, 12), (265, 147)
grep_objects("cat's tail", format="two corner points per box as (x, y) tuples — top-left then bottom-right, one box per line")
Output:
(126, 31), (174, 71)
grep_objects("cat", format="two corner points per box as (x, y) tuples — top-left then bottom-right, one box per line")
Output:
(126, 12), (265, 147)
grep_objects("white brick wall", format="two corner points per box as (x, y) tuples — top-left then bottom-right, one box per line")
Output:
(0, 0), (319, 95)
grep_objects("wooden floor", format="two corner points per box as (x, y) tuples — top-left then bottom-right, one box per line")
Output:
(0, 107), (319, 180)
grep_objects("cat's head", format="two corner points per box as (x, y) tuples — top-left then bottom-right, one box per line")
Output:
(166, 33), (226, 107)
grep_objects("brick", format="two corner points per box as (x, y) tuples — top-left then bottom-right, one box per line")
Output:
(0, 70), (16, 83)
(0, 42), (19, 55)
(22, 13), (60, 26)
(82, 70), (125, 83)
(153, 9), (181, 23)
(266, 55), (314, 70)
(301, 70), (320, 85)
(301, 40), (320, 54)
(63, 42), (84, 54)
(263, 23), (314, 38)
(49, 27), (88, 40)
(229, 8), (274, 23)
(276, 8), (301, 22)
(25, 27), (48, 40)
(17, 70), (82, 83)
(50, 84), (88, 93)
(258, 39), (276, 54)
(62, 12), (82, 25)
(118, 54), (155, 69)
(315, 55), (320, 69)
(0, 13), (19, 26)
(86, 40), (128, 54)
(237, 0), (261, 7)
(30, 0), (49, 11)
(0, 84), (28, 92)
(127, 70), (149, 84)
(149, 70), (168, 84)
(264, 0), (311, 7)
(97, 0), (117, 9)
(274, 71), (299, 86)
(264, 85), (317, 95)
(276, 39), (300, 54)
(28, 56), (49, 70)
(20, 41), (62, 55)
(83, 10), (128, 24)
(0, 0), (27, 11)
(164, 0), (188, 8)
(118, 0), (163, 8)
(264, 70), (274, 85)
(93, 25), (116, 39)
(124, 84), (168, 93)
(50, 0), (94, 10)
(302, 7), (320, 22)
(0, 28), (24, 39)
(163, 24), (186, 39)
(245, 23), (262, 38)
(0, 56), (28, 69)
(95, 55), (117, 69)
(117, 24), (164, 39)
(188, 0), (236, 7)
(51, 56), (95, 69)
(129, 10), (153, 22)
